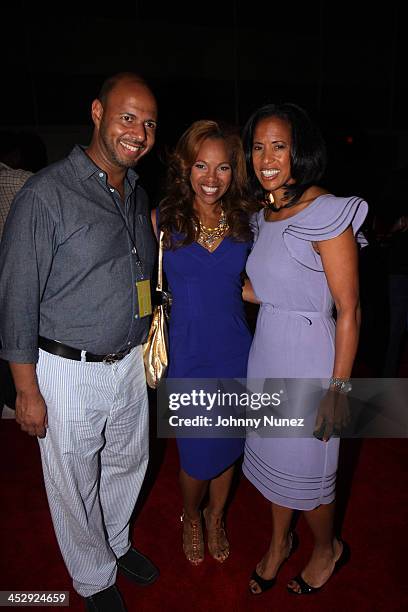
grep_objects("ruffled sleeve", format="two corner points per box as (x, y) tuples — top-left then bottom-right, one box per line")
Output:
(283, 195), (368, 272)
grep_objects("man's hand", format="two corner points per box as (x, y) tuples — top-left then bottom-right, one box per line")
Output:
(9, 362), (48, 438)
(15, 389), (48, 438)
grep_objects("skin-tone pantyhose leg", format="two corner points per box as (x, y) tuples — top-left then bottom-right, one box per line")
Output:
(179, 465), (235, 564)
(204, 465), (235, 562)
(179, 469), (208, 520)
(287, 501), (343, 592)
(249, 503), (294, 594)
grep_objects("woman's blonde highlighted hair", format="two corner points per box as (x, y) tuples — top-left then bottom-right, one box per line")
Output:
(159, 120), (256, 249)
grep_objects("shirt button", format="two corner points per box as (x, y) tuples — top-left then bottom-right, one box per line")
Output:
(110, 188), (115, 192)
(99, 172), (104, 178)
(134, 314), (139, 319)
(128, 342), (131, 345)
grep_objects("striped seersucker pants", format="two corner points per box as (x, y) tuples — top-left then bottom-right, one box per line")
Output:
(36, 345), (149, 597)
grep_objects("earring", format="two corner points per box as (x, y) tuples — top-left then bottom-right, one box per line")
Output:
(264, 192), (275, 207)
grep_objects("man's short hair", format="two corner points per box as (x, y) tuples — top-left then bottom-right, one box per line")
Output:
(98, 72), (148, 105)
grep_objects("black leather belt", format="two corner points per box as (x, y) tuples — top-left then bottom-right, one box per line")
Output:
(38, 336), (132, 363)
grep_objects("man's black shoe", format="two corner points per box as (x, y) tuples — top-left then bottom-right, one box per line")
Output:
(84, 585), (126, 612)
(117, 547), (159, 585)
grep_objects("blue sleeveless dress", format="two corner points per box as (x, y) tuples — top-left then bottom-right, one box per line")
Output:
(163, 232), (252, 480)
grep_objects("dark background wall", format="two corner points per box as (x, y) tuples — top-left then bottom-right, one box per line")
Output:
(2, 0), (407, 205)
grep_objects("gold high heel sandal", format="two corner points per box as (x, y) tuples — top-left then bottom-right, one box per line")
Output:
(180, 511), (204, 565)
(203, 507), (230, 563)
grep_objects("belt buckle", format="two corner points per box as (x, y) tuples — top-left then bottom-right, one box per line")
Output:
(103, 353), (120, 365)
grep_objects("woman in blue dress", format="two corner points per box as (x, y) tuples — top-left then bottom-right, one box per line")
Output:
(151, 120), (254, 565)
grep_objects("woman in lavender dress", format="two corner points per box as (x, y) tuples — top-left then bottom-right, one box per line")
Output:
(241, 104), (368, 595)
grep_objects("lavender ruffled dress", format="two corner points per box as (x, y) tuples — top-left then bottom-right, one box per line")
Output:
(242, 195), (368, 510)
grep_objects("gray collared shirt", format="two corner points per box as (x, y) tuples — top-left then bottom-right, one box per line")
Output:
(0, 145), (157, 363)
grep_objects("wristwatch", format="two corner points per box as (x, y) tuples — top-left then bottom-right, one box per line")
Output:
(329, 377), (352, 394)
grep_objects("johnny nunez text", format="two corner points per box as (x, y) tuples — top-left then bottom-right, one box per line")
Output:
(168, 416), (305, 429)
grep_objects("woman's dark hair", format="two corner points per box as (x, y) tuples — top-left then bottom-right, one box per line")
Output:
(159, 120), (256, 249)
(241, 103), (327, 205)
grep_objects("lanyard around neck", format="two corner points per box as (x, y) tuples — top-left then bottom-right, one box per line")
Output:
(107, 186), (145, 278)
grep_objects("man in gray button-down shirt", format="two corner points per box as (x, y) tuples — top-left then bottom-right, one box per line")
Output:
(0, 73), (159, 611)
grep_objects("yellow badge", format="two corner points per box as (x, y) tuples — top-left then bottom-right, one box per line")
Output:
(136, 279), (152, 318)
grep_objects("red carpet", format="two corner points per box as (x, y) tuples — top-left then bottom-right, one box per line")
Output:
(0, 420), (407, 612)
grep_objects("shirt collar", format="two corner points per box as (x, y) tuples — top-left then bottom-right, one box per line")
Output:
(68, 144), (139, 188)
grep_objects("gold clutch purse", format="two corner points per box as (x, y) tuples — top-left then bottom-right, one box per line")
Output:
(143, 230), (169, 389)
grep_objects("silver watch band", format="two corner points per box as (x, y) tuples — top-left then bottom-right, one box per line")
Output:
(329, 377), (352, 393)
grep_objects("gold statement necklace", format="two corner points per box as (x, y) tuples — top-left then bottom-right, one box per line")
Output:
(196, 209), (229, 252)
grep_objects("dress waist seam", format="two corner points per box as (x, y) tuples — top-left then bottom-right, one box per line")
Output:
(260, 304), (332, 319)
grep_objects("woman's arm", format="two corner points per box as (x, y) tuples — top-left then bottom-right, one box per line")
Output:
(151, 208), (158, 240)
(318, 227), (360, 379)
(242, 277), (261, 304)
